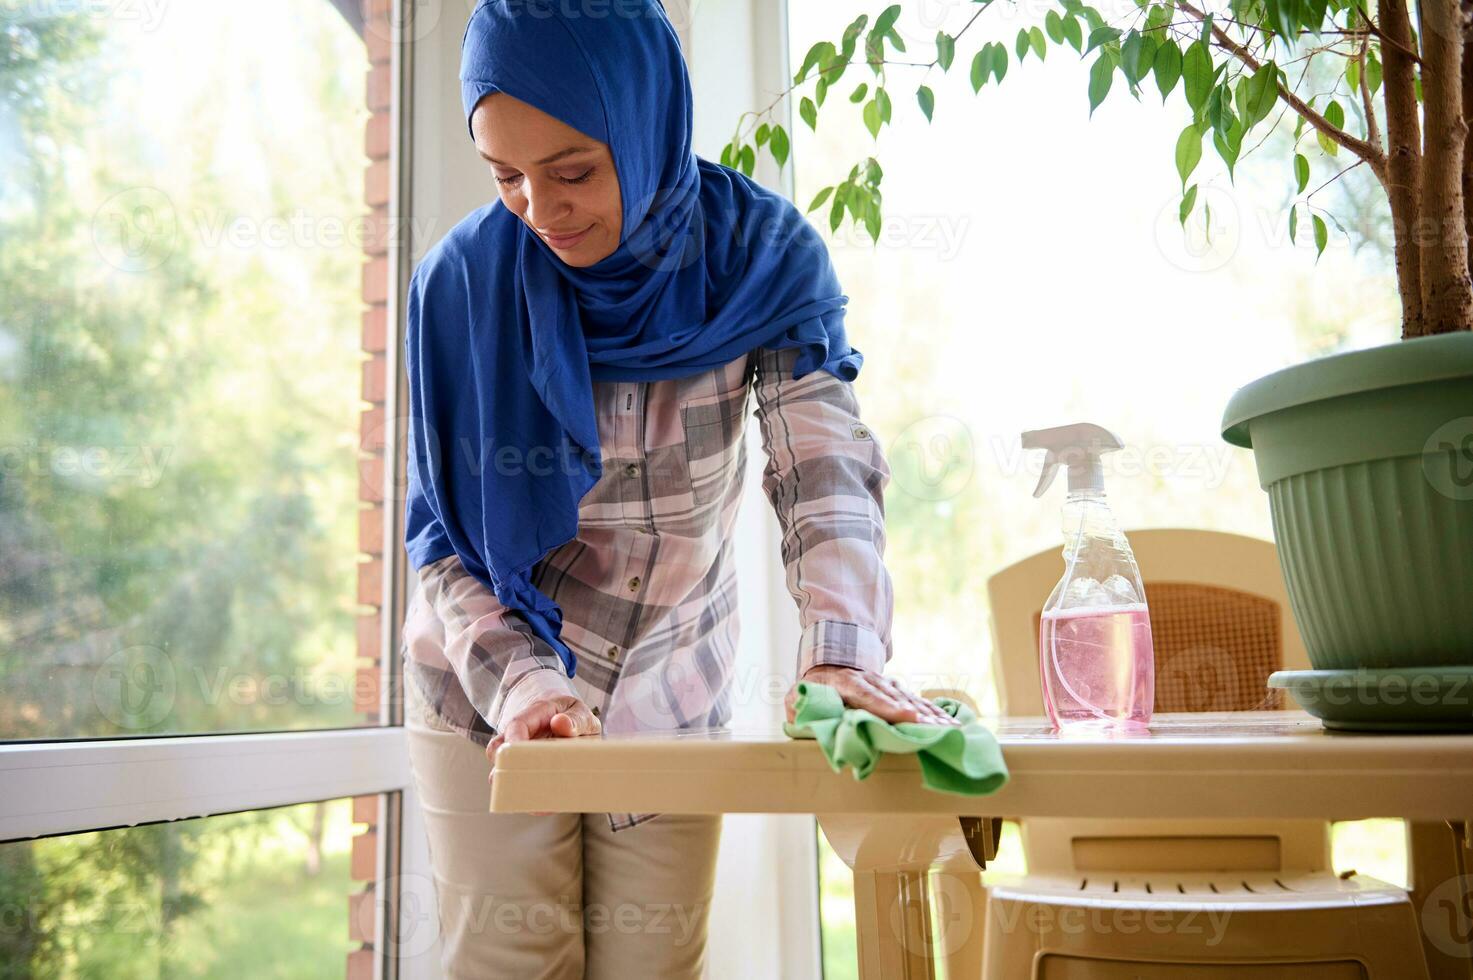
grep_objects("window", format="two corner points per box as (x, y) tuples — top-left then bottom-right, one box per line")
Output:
(1, 2), (425, 976)
(783, 2), (1406, 974)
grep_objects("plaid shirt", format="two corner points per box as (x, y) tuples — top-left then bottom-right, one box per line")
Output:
(401, 345), (895, 833)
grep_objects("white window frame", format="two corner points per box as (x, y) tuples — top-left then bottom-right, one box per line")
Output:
(0, 3), (436, 976)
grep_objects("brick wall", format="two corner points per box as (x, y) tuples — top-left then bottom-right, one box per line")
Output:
(349, 0), (395, 975)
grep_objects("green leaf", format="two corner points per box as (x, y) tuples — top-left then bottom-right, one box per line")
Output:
(1120, 30), (1144, 83)
(886, 28), (906, 53)
(770, 124), (790, 167)
(829, 184), (847, 232)
(795, 40), (835, 83)
(807, 186), (833, 213)
(937, 31), (956, 71)
(1213, 119), (1242, 180)
(1088, 53), (1114, 115)
(738, 143), (755, 176)
(970, 46), (991, 92)
(1207, 85), (1235, 139)
(756, 123), (770, 146)
(799, 96), (817, 131)
(1288, 204), (1298, 243)
(1086, 25), (1122, 54)
(1153, 41), (1182, 100)
(1030, 27), (1048, 59)
(873, 3), (902, 36)
(1312, 213), (1328, 258)
(1317, 127), (1338, 156)
(1240, 62), (1277, 129)
(993, 44), (1009, 82)
(719, 141), (734, 168)
(1183, 41), (1213, 111)
(1017, 28), (1032, 60)
(1294, 152), (1309, 192)
(877, 86), (892, 122)
(1061, 13), (1084, 52)
(1179, 184), (1198, 225)
(1175, 123), (1203, 186)
(840, 14), (868, 59)
(1325, 98), (1344, 129)
(850, 82), (869, 103)
(816, 77), (829, 106)
(863, 98), (882, 138)
(1367, 52), (1382, 95)
(917, 84), (935, 122)
(1045, 9), (1066, 43)
(1346, 58), (1360, 94)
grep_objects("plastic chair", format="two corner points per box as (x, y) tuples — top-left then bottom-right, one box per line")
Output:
(978, 528), (1428, 979)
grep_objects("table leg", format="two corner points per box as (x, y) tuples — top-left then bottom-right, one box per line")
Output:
(1407, 819), (1473, 980)
(819, 814), (998, 980)
(852, 867), (935, 979)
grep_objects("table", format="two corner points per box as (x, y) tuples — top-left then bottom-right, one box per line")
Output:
(489, 712), (1473, 978)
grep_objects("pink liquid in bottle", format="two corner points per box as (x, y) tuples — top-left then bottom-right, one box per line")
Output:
(1038, 603), (1154, 734)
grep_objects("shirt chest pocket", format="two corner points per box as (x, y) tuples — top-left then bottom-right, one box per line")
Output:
(678, 356), (753, 506)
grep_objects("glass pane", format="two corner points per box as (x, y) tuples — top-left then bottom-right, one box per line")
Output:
(787, 1), (1404, 969)
(0, 797), (370, 978)
(1, 1), (395, 738)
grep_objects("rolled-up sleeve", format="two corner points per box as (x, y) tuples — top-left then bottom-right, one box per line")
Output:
(417, 554), (579, 733)
(751, 345), (896, 678)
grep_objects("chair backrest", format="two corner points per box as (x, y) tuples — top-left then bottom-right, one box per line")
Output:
(985, 529), (1326, 874)
(987, 528), (1310, 717)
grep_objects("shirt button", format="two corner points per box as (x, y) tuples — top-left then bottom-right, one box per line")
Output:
(592, 705), (600, 717)
(627, 576), (640, 591)
(624, 463), (638, 478)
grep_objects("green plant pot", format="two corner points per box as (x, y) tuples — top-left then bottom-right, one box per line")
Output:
(1222, 332), (1473, 731)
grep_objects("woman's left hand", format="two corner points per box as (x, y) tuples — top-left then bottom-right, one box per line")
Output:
(786, 664), (962, 727)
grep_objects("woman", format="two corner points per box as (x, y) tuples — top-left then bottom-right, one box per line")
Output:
(399, 1), (961, 976)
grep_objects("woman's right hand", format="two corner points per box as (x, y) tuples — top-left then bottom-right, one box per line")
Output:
(485, 693), (601, 807)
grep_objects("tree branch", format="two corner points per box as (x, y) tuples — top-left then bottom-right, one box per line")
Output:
(1178, 0), (1387, 178)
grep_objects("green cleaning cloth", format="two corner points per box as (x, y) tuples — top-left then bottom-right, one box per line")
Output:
(782, 680), (1009, 796)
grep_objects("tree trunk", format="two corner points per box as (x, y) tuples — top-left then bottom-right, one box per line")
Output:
(1462, 3), (1473, 281)
(1381, 0), (1428, 335)
(1413, 0), (1473, 335)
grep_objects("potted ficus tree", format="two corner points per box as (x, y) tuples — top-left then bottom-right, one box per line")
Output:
(726, 1), (1473, 730)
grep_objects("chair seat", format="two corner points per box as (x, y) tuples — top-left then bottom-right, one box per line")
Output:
(982, 871), (1429, 979)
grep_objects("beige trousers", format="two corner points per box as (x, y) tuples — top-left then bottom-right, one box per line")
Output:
(404, 681), (724, 980)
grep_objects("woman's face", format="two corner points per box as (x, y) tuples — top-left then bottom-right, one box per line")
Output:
(471, 93), (623, 267)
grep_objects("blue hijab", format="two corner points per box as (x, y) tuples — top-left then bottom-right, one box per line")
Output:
(403, 0), (864, 678)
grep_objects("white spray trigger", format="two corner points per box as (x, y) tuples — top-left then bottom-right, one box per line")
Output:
(1021, 423), (1125, 497)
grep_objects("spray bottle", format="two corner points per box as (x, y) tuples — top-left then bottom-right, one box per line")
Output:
(1022, 423), (1155, 734)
